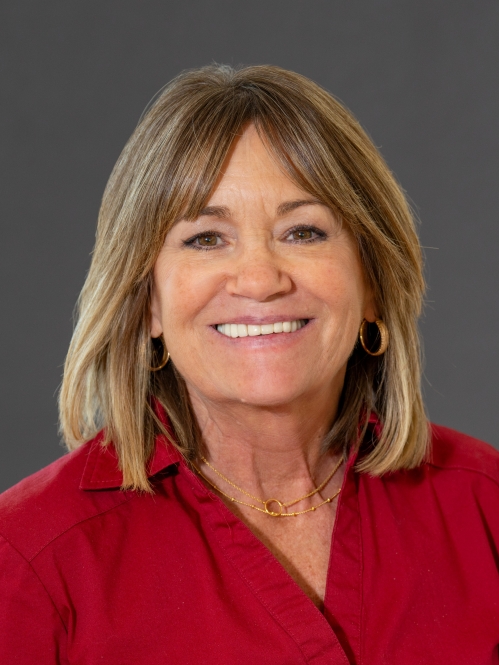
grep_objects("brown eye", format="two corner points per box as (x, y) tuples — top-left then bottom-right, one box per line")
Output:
(197, 233), (218, 246)
(285, 226), (326, 243)
(292, 229), (313, 241)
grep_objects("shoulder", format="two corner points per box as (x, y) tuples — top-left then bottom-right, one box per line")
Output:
(0, 439), (130, 562)
(428, 423), (499, 486)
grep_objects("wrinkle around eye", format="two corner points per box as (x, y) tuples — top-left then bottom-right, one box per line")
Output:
(182, 231), (227, 250)
(281, 225), (328, 243)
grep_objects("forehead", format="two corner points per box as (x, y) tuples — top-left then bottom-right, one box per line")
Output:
(207, 124), (309, 203)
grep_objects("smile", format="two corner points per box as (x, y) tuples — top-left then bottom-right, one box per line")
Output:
(216, 320), (308, 338)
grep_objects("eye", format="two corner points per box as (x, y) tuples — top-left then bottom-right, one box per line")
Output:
(291, 229), (314, 241)
(284, 225), (327, 243)
(183, 231), (223, 250)
(197, 233), (219, 247)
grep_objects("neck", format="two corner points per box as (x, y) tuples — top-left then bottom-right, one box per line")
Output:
(187, 384), (343, 501)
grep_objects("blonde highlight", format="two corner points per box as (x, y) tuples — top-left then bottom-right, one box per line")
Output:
(59, 64), (429, 491)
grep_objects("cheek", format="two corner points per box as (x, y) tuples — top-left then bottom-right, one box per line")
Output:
(305, 252), (366, 318)
(154, 255), (220, 330)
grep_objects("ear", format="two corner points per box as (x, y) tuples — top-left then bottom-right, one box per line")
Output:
(362, 291), (378, 323)
(150, 284), (163, 338)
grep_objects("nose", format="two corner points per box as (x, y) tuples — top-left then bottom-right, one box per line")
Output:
(225, 245), (293, 302)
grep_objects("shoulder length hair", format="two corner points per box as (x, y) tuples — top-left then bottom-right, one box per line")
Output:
(59, 64), (428, 491)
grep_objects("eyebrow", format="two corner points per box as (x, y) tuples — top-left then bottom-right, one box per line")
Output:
(276, 198), (323, 216)
(196, 199), (323, 220)
(197, 205), (231, 219)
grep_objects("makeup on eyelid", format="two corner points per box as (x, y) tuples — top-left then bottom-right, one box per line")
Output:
(181, 225), (328, 250)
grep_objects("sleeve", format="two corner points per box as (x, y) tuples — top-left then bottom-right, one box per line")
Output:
(0, 536), (68, 664)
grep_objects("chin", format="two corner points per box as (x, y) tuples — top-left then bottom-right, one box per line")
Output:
(222, 379), (311, 408)
(233, 392), (303, 408)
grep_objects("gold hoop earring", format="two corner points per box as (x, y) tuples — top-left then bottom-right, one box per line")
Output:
(150, 335), (170, 371)
(359, 319), (389, 356)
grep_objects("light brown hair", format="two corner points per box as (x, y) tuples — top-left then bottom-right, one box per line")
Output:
(59, 64), (428, 491)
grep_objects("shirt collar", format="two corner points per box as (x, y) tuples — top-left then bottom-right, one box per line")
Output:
(80, 404), (381, 490)
(80, 402), (183, 490)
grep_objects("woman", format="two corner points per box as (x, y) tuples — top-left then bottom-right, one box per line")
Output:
(1, 64), (498, 664)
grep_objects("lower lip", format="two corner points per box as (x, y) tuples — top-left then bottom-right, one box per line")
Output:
(210, 320), (313, 348)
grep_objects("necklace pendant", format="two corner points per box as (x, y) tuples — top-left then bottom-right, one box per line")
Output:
(264, 499), (284, 516)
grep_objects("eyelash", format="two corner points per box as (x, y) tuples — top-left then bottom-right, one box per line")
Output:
(182, 231), (222, 251)
(182, 225), (328, 251)
(286, 225), (328, 244)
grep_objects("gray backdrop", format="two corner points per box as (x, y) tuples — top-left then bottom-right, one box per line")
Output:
(1, 1), (498, 492)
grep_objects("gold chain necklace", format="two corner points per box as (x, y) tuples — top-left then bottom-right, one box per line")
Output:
(191, 455), (343, 517)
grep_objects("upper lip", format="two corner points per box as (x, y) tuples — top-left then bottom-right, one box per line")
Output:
(211, 315), (311, 325)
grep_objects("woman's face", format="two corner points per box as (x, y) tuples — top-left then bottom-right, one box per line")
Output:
(151, 124), (375, 411)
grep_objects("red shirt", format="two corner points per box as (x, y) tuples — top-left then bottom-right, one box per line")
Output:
(1, 420), (499, 664)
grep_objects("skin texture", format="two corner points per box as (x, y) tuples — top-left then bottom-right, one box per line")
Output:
(151, 124), (376, 608)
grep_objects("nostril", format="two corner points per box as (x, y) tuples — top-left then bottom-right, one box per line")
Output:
(225, 261), (293, 301)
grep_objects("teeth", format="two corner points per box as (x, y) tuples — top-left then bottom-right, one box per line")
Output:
(216, 320), (307, 338)
(248, 325), (260, 337)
